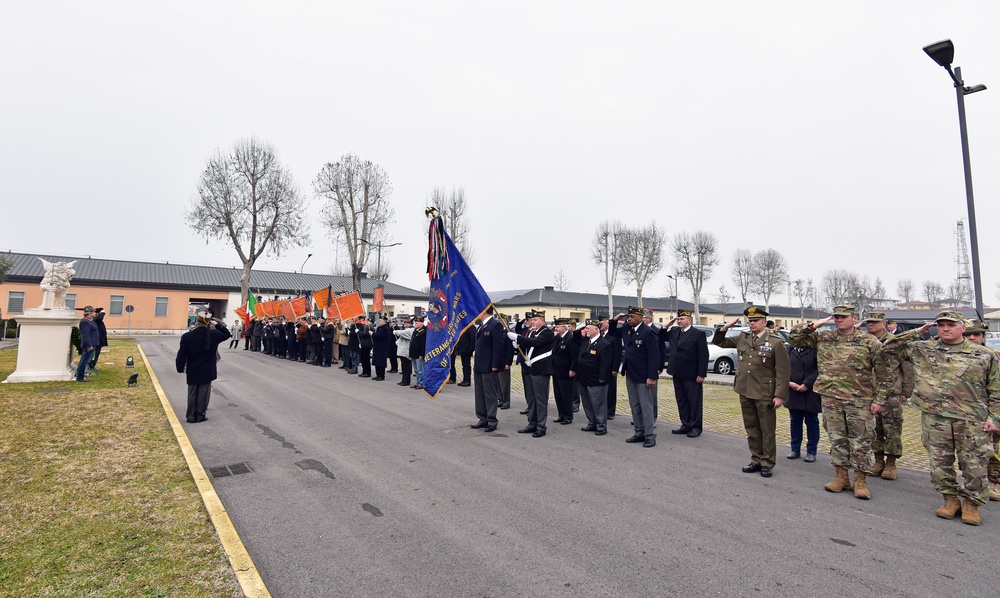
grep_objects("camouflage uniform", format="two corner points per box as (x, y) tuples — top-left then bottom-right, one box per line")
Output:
(788, 324), (889, 474)
(881, 327), (1000, 506)
(870, 329), (914, 458)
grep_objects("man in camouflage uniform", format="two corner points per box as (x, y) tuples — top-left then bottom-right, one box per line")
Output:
(957, 319), (1000, 502)
(714, 306), (790, 478)
(881, 312), (1000, 525)
(864, 311), (913, 480)
(789, 305), (889, 499)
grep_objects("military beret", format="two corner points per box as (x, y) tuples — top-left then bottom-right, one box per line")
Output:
(554, 317), (575, 326)
(585, 318), (601, 327)
(677, 309), (693, 318)
(832, 305), (856, 316)
(744, 306), (768, 319)
(934, 310), (964, 323)
(963, 319), (989, 335)
(627, 306), (644, 316)
(865, 311), (886, 322)
(598, 314), (610, 321)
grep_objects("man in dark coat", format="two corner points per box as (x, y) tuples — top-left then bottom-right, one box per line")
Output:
(76, 306), (100, 382)
(453, 326), (475, 386)
(322, 318), (336, 367)
(572, 319), (613, 435)
(620, 306), (661, 448)
(89, 307), (109, 373)
(176, 313), (231, 423)
(371, 316), (391, 381)
(662, 309), (710, 438)
(355, 317), (373, 378)
(550, 317), (579, 425)
(274, 319), (287, 358)
(285, 320), (298, 360)
(470, 307), (506, 432)
(346, 318), (361, 373)
(497, 314), (516, 409)
(599, 315), (623, 419)
(785, 344), (821, 462)
(508, 309), (554, 437)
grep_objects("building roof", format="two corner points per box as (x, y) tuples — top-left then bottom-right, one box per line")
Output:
(700, 303), (829, 319)
(1, 251), (426, 299)
(493, 287), (722, 314)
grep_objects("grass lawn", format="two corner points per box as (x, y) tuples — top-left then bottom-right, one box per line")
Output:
(0, 339), (239, 597)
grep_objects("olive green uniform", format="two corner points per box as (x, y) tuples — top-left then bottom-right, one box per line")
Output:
(870, 329), (914, 458)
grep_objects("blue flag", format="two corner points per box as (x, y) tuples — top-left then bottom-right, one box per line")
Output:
(423, 218), (492, 398)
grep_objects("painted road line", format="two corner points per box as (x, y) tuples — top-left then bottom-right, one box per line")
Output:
(138, 343), (271, 598)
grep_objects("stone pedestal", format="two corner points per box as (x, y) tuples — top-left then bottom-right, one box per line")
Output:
(3, 308), (79, 383)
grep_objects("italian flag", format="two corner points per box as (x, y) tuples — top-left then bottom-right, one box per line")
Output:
(245, 290), (257, 328)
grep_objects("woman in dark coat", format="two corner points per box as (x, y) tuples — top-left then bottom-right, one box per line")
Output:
(785, 344), (822, 461)
(90, 307), (109, 372)
(371, 316), (391, 381)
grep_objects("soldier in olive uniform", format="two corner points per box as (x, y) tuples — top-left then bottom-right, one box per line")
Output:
(790, 305), (889, 500)
(864, 311), (914, 480)
(962, 319), (1000, 502)
(714, 306), (790, 477)
(881, 312), (1000, 525)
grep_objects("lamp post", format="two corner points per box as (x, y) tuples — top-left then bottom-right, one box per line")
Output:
(360, 239), (402, 281)
(923, 39), (987, 317)
(667, 274), (678, 316)
(299, 253), (313, 274)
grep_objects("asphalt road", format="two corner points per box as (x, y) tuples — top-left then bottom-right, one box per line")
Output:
(142, 337), (998, 598)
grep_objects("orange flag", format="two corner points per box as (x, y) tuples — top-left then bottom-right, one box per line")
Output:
(261, 301), (275, 317)
(373, 284), (385, 312)
(290, 296), (309, 318)
(335, 291), (365, 320)
(280, 300), (295, 320)
(313, 286), (332, 309)
(234, 304), (248, 320)
(253, 303), (264, 318)
(326, 304), (340, 320)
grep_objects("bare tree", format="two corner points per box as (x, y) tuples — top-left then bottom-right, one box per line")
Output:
(750, 249), (788, 311)
(896, 278), (914, 304)
(671, 230), (720, 319)
(821, 269), (855, 308)
(792, 278), (814, 320)
(430, 186), (477, 266)
(553, 269), (571, 317)
(870, 277), (888, 308)
(617, 222), (666, 307)
(923, 280), (944, 306)
(591, 220), (623, 314)
(948, 279), (972, 306)
(717, 284), (733, 317)
(314, 153), (395, 291)
(187, 137), (308, 301)
(730, 249), (754, 306)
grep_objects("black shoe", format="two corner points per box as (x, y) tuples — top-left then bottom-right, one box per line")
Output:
(397, 381), (407, 386)
(573, 406), (580, 412)
(686, 429), (701, 438)
(626, 434), (645, 444)
(595, 430), (607, 436)
(581, 424), (597, 432)
(742, 462), (762, 473)
(186, 418), (196, 423)
(470, 422), (489, 429)
(485, 426), (497, 432)
(553, 417), (567, 424)
(532, 430), (546, 438)
(559, 419), (572, 425)
(760, 467), (773, 478)
(499, 404), (510, 410)
(360, 373), (371, 378)
(458, 381), (471, 387)
(388, 369), (398, 374)
(671, 426), (691, 435)
(372, 377), (385, 381)
(643, 437), (656, 448)
(518, 426), (537, 434)
(519, 408), (529, 415)
(607, 414), (615, 420)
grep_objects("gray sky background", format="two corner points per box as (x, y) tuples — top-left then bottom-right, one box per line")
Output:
(3, 2), (999, 306)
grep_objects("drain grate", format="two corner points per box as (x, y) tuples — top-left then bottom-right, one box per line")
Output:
(208, 462), (253, 478)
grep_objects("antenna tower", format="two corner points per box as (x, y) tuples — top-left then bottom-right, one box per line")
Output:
(955, 219), (973, 306)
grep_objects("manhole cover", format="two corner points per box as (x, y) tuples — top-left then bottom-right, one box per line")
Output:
(208, 462), (253, 478)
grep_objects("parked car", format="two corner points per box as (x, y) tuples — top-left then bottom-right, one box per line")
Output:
(691, 325), (738, 375)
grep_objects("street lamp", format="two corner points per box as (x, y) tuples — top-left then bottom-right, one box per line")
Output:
(360, 239), (402, 281)
(923, 38), (987, 317)
(299, 253), (313, 274)
(666, 274), (678, 316)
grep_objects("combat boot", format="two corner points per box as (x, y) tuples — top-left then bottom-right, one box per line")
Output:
(824, 466), (851, 493)
(935, 495), (962, 519)
(870, 452), (885, 477)
(960, 499), (981, 526)
(853, 472), (871, 500)
(989, 483), (1000, 501)
(881, 455), (898, 480)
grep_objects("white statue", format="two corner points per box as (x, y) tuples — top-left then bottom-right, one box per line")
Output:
(38, 259), (77, 310)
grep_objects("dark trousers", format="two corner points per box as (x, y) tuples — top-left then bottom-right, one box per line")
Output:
(498, 369), (511, 407)
(312, 343), (323, 365)
(607, 374), (618, 416)
(359, 349), (372, 376)
(399, 357), (412, 385)
(553, 377), (574, 421)
(287, 338), (297, 359)
(229, 337), (239, 349)
(186, 383), (212, 422)
(789, 408), (821, 455)
(524, 374), (550, 432)
(673, 377), (704, 431)
(298, 342), (308, 362)
(90, 345), (103, 368)
(323, 341), (334, 366)
(244, 335), (250, 350)
(474, 371), (501, 426)
(388, 353), (398, 372)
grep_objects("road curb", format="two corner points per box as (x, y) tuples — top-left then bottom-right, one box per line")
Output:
(138, 344), (271, 598)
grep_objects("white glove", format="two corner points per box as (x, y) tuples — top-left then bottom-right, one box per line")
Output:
(511, 340), (518, 348)
(507, 331), (518, 341)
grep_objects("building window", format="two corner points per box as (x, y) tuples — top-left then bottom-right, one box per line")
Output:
(110, 295), (124, 316)
(7, 291), (25, 314)
(65, 294), (77, 310)
(154, 297), (168, 317)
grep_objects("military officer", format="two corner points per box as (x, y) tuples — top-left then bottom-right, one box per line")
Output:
(790, 305), (889, 499)
(571, 319), (613, 435)
(881, 312), (1000, 525)
(621, 306), (660, 448)
(864, 311), (913, 480)
(714, 306), (790, 477)
(962, 320), (1000, 501)
(508, 309), (554, 438)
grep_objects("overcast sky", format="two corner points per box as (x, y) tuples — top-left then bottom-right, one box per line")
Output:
(3, 2), (999, 306)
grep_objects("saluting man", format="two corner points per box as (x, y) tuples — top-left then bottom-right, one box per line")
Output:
(508, 309), (554, 438)
(621, 306), (661, 448)
(572, 318), (613, 435)
(714, 306), (790, 478)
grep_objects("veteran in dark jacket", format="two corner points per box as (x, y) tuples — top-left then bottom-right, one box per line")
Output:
(662, 309), (709, 437)
(785, 344), (821, 462)
(713, 306), (790, 477)
(508, 309), (554, 438)
(551, 317), (579, 425)
(619, 306), (662, 448)
(572, 319), (613, 435)
(176, 312), (231, 423)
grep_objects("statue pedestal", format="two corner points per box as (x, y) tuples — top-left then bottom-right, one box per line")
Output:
(3, 308), (79, 383)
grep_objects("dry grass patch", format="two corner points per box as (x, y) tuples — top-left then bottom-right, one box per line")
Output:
(0, 339), (240, 597)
